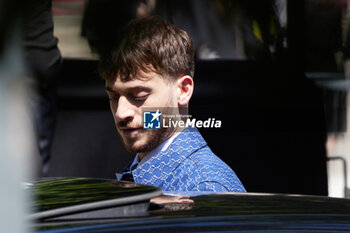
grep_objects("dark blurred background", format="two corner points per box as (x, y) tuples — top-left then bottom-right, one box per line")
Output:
(13, 0), (350, 196)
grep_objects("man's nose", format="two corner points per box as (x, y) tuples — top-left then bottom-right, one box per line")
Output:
(115, 96), (135, 121)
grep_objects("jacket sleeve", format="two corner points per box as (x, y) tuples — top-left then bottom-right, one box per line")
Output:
(190, 181), (229, 192)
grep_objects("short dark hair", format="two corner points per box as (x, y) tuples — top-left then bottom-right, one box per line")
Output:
(99, 16), (194, 81)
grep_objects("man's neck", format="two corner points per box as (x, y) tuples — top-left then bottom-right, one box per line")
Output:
(138, 129), (180, 161)
(138, 152), (147, 162)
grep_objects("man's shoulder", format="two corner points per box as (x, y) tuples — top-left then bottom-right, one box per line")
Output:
(182, 146), (230, 171)
(174, 146), (246, 192)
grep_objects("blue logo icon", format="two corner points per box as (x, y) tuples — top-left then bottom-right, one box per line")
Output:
(143, 110), (161, 129)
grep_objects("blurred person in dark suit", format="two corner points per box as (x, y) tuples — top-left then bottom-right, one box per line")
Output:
(155, 0), (283, 60)
(82, 0), (146, 58)
(21, 0), (62, 175)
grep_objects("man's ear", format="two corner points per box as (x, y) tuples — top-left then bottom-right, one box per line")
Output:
(176, 75), (194, 106)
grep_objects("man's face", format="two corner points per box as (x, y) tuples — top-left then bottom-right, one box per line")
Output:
(105, 72), (178, 154)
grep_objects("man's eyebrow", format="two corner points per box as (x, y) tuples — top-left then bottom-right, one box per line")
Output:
(105, 85), (152, 95)
(131, 86), (152, 92)
(106, 85), (151, 92)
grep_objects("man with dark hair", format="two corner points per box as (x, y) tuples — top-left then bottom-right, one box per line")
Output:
(100, 16), (245, 192)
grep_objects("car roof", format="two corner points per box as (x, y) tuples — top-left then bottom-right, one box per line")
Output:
(30, 177), (350, 232)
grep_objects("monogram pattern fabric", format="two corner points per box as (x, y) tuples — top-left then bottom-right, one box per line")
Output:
(123, 127), (246, 192)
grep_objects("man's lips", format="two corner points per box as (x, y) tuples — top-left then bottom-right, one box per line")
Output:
(119, 127), (142, 136)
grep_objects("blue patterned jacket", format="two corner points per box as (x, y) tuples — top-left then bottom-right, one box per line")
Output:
(120, 127), (246, 192)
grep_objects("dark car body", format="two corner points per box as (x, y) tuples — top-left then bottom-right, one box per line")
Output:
(30, 178), (350, 233)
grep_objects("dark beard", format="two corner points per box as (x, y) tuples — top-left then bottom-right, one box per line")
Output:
(135, 128), (167, 153)
(117, 101), (178, 154)
(120, 127), (173, 154)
